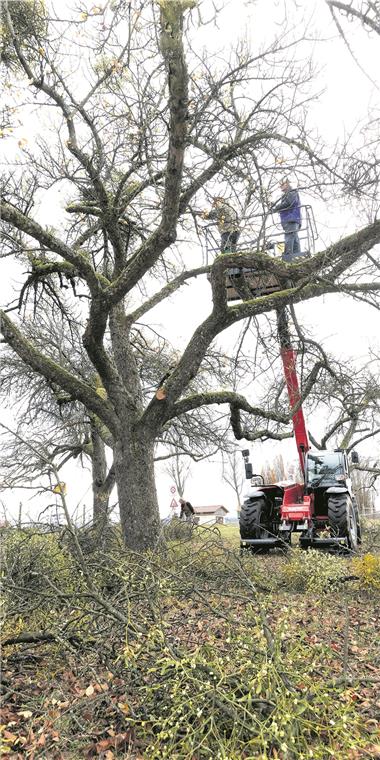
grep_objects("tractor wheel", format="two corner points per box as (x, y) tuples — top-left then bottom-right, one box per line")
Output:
(328, 493), (358, 551)
(239, 497), (270, 540)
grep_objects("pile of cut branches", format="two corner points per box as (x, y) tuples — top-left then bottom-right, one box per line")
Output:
(1, 523), (380, 758)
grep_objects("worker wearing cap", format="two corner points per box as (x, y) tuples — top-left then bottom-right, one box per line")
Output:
(270, 179), (302, 262)
(202, 197), (240, 253)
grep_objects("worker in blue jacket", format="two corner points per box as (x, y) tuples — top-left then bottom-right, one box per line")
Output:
(271, 179), (302, 261)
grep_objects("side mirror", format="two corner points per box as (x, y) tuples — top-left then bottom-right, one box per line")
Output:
(245, 463), (253, 479)
(351, 451), (359, 464)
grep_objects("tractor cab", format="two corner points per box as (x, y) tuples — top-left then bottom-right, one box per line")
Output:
(305, 450), (348, 491)
(205, 205), (318, 301)
(303, 449), (360, 542)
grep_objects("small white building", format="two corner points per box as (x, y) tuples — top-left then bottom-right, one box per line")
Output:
(193, 505), (229, 525)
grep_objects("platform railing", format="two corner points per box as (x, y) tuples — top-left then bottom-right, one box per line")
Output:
(204, 205), (318, 264)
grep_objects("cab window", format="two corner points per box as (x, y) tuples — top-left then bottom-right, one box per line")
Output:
(307, 452), (344, 481)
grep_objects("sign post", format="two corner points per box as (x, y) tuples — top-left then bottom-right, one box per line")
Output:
(169, 487), (178, 517)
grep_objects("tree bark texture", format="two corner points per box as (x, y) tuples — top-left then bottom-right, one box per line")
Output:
(114, 431), (160, 552)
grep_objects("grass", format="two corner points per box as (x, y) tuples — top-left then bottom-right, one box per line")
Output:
(215, 523), (239, 542)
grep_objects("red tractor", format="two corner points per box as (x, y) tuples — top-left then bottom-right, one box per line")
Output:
(239, 310), (361, 553)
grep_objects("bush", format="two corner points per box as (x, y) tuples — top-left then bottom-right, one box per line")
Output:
(352, 553), (380, 591)
(280, 549), (348, 594)
(162, 516), (194, 541)
(1, 528), (81, 633)
(2, 528), (74, 594)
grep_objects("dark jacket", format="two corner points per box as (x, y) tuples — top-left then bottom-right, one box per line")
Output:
(271, 189), (301, 225)
(180, 501), (195, 518)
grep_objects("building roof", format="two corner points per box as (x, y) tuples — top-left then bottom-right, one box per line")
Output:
(193, 505), (229, 515)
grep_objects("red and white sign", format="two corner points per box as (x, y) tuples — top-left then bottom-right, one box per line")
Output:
(170, 485), (176, 493)
(170, 498), (178, 509)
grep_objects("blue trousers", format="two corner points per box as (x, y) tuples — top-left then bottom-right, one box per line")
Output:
(282, 222), (301, 261)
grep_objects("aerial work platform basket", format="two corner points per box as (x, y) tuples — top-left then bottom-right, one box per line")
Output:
(204, 205), (318, 301)
(225, 271), (281, 301)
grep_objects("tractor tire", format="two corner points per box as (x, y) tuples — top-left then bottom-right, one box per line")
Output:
(239, 497), (269, 540)
(328, 493), (358, 551)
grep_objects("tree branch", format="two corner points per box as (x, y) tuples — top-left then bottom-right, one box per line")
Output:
(0, 201), (104, 292)
(327, 1), (380, 35)
(126, 264), (211, 323)
(104, 0), (190, 304)
(170, 390), (289, 423)
(0, 312), (119, 435)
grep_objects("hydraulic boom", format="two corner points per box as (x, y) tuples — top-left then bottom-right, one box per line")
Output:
(277, 308), (309, 475)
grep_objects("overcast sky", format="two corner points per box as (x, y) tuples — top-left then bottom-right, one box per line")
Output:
(1, 0), (379, 521)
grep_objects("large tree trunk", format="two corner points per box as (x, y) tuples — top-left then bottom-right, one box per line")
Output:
(114, 430), (160, 551)
(109, 304), (160, 550)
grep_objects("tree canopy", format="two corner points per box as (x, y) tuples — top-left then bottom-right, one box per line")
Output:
(1, 0), (379, 547)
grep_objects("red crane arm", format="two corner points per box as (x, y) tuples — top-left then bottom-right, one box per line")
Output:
(280, 347), (310, 476)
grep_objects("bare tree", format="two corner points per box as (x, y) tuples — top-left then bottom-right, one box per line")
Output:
(351, 460), (377, 514)
(164, 448), (191, 499)
(0, 295), (241, 518)
(287, 309), (380, 455)
(0, 314), (116, 527)
(261, 454), (286, 484)
(1, 0), (380, 549)
(222, 448), (245, 515)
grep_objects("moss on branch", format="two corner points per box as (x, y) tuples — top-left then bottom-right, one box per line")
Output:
(0, 200), (103, 293)
(171, 390), (289, 424)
